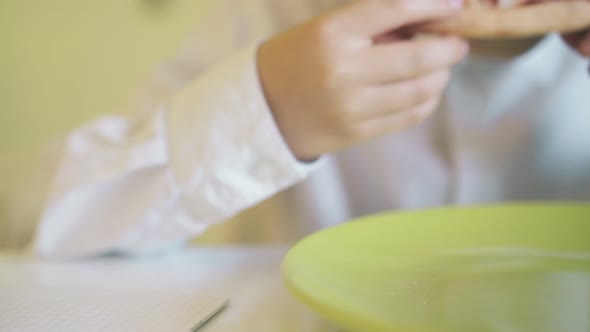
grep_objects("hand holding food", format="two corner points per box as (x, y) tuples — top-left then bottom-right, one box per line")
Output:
(415, 0), (590, 39)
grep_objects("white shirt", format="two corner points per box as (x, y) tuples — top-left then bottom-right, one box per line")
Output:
(4, 0), (590, 257)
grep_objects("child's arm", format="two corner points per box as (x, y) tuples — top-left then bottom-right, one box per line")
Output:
(34, 0), (466, 258)
(34, 1), (297, 258)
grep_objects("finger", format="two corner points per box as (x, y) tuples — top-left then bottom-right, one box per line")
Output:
(355, 36), (467, 83)
(562, 29), (590, 56)
(416, 1), (590, 39)
(562, 29), (588, 49)
(358, 69), (450, 119)
(359, 97), (440, 138)
(579, 33), (590, 56)
(331, 0), (463, 38)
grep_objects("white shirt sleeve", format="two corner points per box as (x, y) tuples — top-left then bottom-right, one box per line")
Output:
(32, 43), (320, 258)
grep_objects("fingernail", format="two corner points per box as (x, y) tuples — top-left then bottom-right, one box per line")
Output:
(449, 0), (463, 10)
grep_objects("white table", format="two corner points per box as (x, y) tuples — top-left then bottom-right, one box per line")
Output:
(0, 247), (340, 332)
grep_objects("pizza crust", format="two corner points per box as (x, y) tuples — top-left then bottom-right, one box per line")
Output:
(414, 1), (590, 39)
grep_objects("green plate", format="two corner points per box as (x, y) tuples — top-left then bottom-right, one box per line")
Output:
(282, 203), (590, 332)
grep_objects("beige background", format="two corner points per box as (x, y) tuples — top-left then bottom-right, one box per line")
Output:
(0, 0), (225, 245)
(0, 0), (213, 150)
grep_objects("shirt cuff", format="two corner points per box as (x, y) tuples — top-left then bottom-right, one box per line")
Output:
(166, 43), (323, 222)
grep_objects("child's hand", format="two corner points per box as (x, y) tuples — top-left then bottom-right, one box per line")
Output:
(562, 29), (590, 57)
(257, 0), (467, 161)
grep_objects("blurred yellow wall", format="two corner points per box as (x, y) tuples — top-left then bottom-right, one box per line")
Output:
(1, 0), (280, 246)
(0, 0), (213, 151)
